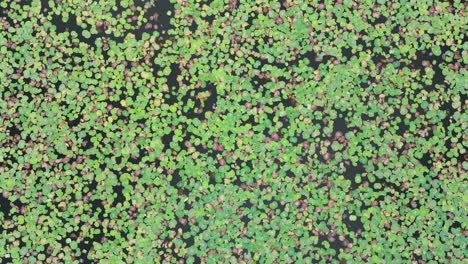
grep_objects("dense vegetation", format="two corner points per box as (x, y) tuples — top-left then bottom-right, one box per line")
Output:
(0, 0), (466, 263)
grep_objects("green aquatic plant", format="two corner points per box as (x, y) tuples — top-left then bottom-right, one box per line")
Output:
(0, 0), (466, 263)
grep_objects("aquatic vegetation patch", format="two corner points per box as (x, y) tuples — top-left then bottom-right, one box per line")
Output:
(0, 0), (466, 263)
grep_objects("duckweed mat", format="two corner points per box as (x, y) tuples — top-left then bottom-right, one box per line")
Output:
(0, 0), (467, 263)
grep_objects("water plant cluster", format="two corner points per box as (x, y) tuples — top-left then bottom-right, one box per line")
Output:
(0, 0), (466, 263)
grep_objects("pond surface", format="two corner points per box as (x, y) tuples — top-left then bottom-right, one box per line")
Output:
(0, 0), (466, 263)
